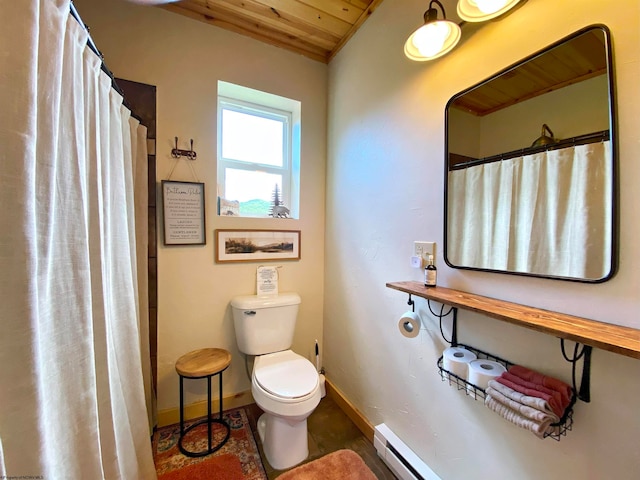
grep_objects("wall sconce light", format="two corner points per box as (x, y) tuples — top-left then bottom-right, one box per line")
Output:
(404, 0), (461, 61)
(457, 0), (521, 22)
(405, 0), (522, 61)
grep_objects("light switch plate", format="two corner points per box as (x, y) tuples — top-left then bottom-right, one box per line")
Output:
(414, 241), (436, 262)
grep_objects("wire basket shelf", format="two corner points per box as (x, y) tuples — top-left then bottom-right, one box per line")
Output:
(437, 343), (574, 441)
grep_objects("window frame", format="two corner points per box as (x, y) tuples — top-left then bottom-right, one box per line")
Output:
(217, 96), (293, 216)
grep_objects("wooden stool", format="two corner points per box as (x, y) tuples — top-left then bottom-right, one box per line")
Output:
(175, 348), (232, 457)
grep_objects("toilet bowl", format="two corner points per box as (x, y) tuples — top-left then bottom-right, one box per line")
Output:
(230, 293), (321, 470)
(251, 349), (321, 470)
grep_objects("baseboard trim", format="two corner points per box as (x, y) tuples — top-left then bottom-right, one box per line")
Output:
(325, 378), (375, 442)
(156, 377), (376, 442)
(157, 389), (254, 427)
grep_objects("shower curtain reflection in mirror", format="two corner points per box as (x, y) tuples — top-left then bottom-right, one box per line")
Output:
(447, 142), (612, 280)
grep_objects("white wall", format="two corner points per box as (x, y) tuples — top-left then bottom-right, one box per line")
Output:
(74, 0), (327, 416)
(326, 0), (640, 479)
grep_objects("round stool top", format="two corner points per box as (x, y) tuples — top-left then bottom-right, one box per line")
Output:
(176, 348), (231, 378)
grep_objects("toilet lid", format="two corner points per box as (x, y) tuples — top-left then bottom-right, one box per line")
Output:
(254, 350), (318, 399)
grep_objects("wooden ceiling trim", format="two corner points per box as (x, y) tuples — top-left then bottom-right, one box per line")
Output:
(252, 0), (353, 37)
(192, 0), (341, 50)
(159, 0), (382, 63)
(328, 0), (384, 61)
(296, 0), (365, 24)
(161, 3), (330, 62)
(345, 0), (372, 9)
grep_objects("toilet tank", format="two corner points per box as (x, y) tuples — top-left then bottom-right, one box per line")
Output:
(231, 293), (301, 355)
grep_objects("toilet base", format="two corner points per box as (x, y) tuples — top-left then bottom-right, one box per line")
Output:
(257, 413), (309, 470)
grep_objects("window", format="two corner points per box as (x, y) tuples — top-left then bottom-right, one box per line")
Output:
(217, 82), (300, 218)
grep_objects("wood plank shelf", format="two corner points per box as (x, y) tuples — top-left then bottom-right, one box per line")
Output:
(386, 281), (640, 360)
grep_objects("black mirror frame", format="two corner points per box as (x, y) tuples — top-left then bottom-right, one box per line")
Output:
(443, 24), (618, 283)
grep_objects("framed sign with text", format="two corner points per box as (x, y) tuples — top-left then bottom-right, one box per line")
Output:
(162, 180), (206, 245)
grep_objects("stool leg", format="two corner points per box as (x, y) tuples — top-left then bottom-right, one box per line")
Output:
(207, 375), (212, 452)
(179, 376), (185, 438)
(218, 371), (224, 420)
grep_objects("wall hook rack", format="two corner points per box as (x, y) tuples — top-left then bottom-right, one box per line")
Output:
(171, 136), (197, 160)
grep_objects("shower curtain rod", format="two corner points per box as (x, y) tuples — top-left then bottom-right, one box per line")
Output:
(450, 129), (610, 171)
(69, 1), (142, 122)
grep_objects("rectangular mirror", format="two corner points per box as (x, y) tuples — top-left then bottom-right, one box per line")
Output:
(444, 25), (617, 282)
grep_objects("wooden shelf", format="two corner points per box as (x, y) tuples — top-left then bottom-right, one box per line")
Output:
(386, 281), (640, 360)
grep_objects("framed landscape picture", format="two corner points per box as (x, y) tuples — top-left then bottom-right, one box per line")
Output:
(215, 229), (301, 263)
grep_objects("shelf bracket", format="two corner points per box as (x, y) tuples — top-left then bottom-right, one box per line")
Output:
(423, 296), (457, 346)
(560, 339), (592, 403)
(578, 346), (592, 403)
(451, 308), (458, 347)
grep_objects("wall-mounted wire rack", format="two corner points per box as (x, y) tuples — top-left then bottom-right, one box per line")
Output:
(436, 343), (575, 441)
(401, 286), (579, 440)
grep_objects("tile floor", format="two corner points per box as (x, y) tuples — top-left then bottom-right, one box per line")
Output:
(245, 395), (397, 479)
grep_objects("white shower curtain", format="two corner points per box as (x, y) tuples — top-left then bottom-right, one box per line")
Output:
(447, 141), (611, 279)
(0, 0), (157, 478)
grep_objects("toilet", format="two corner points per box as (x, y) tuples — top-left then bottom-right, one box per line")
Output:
(231, 293), (321, 470)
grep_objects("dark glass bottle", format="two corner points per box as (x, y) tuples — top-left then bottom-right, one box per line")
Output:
(424, 254), (437, 287)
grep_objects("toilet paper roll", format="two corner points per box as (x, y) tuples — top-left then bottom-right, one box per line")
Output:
(319, 373), (326, 398)
(442, 346), (477, 379)
(467, 359), (507, 391)
(398, 311), (420, 338)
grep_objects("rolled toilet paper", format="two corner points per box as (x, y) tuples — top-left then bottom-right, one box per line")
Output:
(442, 346), (477, 379)
(398, 311), (420, 338)
(319, 373), (326, 398)
(467, 359), (507, 392)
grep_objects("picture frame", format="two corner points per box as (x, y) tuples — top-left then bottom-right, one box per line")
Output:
(162, 180), (206, 246)
(215, 229), (301, 263)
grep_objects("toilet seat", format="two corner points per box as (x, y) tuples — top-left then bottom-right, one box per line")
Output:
(254, 350), (319, 401)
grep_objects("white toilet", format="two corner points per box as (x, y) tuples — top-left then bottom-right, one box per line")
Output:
(231, 293), (321, 470)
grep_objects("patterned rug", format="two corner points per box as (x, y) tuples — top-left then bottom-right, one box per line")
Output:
(153, 407), (267, 480)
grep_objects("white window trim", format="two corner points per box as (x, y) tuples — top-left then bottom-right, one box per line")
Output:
(217, 98), (292, 215)
(217, 81), (301, 219)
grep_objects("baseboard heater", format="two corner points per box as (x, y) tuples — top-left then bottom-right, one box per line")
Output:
(373, 424), (441, 480)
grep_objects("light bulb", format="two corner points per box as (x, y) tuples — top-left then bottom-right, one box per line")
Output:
(413, 23), (449, 57)
(458, 0), (520, 22)
(404, 20), (461, 61)
(470, 0), (509, 14)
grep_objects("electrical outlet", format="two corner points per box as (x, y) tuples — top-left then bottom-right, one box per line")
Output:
(413, 241), (436, 264)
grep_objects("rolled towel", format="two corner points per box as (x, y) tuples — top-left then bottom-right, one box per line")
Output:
(509, 365), (573, 405)
(488, 380), (558, 419)
(485, 394), (552, 439)
(500, 372), (570, 416)
(495, 376), (564, 417)
(486, 381), (560, 425)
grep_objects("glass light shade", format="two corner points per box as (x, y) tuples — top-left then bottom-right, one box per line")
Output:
(457, 0), (520, 22)
(404, 20), (461, 61)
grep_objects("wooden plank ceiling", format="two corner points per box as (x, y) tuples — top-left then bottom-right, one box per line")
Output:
(160, 0), (384, 63)
(451, 29), (608, 116)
